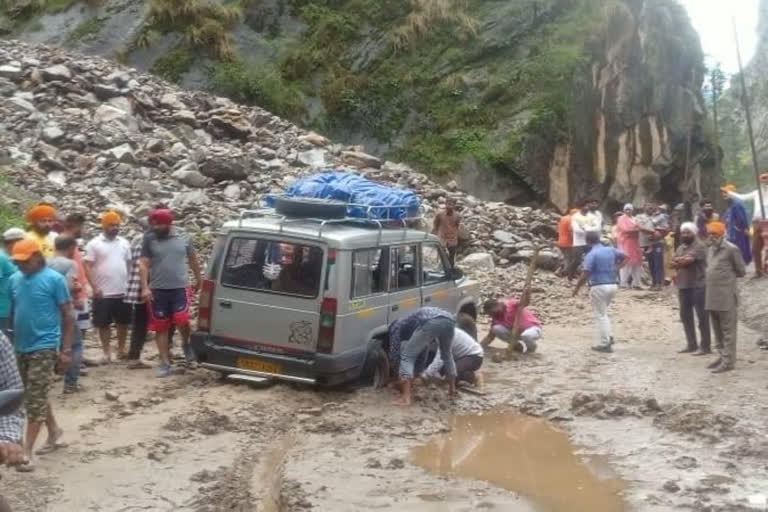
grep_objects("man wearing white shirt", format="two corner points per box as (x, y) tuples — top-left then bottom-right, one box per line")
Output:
(567, 199), (602, 278)
(727, 173), (768, 278)
(422, 328), (484, 385)
(84, 211), (132, 363)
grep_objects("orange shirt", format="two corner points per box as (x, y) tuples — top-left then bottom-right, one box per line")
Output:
(557, 215), (573, 248)
(72, 248), (89, 303)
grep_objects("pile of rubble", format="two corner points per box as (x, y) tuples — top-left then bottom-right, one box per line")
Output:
(0, 40), (562, 300)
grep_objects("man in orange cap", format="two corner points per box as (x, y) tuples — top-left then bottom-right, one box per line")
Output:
(9, 239), (74, 470)
(724, 173), (768, 277)
(84, 211), (132, 364)
(704, 221), (746, 374)
(25, 203), (58, 259)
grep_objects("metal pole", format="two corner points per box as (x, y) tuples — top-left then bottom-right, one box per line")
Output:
(733, 18), (766, 219)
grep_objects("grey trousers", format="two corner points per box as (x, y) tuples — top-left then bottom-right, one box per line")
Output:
(709, 308), (738, 367)
(678, 288), (711, 351)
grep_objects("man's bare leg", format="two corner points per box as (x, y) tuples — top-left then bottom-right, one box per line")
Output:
(393, 379), (413, 406)
(37, 403), (66, 454)
(155, 330), (171, 366)
(98, 327), (112, 363)
(21, 420), (42, 468)
(116, 324), (129, 359)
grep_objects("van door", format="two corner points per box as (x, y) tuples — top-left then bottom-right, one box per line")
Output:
(387, 244), (422, 324)
(420, 242), (460, 313)
(335, 248), (389, 353)
(212, 236), (325, 354)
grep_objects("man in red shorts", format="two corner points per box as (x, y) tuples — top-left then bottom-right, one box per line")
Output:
(139, 209), (201, 377)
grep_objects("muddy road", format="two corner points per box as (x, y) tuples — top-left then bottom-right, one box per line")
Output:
(3, 285), (768, 512)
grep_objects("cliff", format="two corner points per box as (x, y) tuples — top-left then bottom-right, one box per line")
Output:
(0, 0), (716, 209)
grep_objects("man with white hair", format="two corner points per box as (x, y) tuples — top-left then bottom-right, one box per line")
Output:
(671, 222), (710, 355)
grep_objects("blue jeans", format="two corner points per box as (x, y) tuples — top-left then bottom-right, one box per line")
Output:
(399, 317), (456, 380)
(647, 242), (665, 286)
(64, 326), (84, 388)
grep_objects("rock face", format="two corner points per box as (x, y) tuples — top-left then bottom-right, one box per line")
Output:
(0, 40), (562, 289)
(3, 0), (715, 211)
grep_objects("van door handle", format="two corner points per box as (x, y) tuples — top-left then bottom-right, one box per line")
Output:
(424, 296), (432, 303)
(391, 304), (399, 311)
(219, 301), (232, 309)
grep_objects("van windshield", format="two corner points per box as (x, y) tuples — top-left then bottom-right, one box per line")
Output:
(221, 237), (324, 298)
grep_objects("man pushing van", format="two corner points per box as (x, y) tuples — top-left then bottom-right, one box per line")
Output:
(388, 307), (456, 406)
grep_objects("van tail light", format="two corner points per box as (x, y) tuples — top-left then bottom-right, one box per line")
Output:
(317, 298), (337, 353)
(197, 279), (215, 332)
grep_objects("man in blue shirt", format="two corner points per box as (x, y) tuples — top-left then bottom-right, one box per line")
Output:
(9, 239), (74, 471)
(388, 307), (456, 406)
(573, 232), (627, 353)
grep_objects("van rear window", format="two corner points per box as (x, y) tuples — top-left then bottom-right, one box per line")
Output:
(221, 238), (323, 298)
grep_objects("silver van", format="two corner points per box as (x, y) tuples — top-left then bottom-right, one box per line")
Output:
(191, 205), (480, 387)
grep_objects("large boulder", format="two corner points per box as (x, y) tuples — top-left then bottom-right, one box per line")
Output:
(41, 64), (72, 82)
(200, 159), (248, 182)
(172, 166), (210, 188)
(461, 252), (495, 272)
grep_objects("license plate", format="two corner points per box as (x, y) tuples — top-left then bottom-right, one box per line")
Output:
(236, 358), (283, 375)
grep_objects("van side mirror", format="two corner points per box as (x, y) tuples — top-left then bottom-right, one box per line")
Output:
(451, 267), (464, 280)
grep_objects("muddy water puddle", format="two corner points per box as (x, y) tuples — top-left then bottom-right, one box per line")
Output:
(411, 412), (627, 511)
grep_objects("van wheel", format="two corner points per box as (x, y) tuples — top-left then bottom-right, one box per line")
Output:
(362, 347), (390, 389)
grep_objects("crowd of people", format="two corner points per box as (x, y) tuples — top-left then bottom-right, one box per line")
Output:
(559, 175), (768, 371)
(0, 203), (201, 473)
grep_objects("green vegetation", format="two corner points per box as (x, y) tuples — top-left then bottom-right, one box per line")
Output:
(0, 202), (22, 233)
(209, 59), (305, 118)
(66, 16), (103, 44)
(145, 0), (243, 59)
(150, 46), (195, 83)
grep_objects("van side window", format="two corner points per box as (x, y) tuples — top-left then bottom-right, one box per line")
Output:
(390, 245), (418, 291)
(422, 243), (450, 284)
(351, 248), (385, 297)
(221, 237), (323, 298)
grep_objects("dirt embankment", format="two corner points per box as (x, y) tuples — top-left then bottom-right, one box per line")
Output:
(3, 283), (768, 512)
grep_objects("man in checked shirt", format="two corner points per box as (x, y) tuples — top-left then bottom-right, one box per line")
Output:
(0, 332), (24, 466)
(124, 220), (151, 370)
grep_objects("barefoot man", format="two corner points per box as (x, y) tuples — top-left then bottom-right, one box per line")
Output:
(389, 307), (456, 405)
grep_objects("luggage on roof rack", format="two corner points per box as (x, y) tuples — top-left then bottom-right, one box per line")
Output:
(264, 171), (421, 221)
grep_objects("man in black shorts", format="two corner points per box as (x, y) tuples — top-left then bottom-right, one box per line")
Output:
(84, 212), (132, 363)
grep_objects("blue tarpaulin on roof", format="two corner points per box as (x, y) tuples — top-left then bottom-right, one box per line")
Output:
(268, 171), (421, 220)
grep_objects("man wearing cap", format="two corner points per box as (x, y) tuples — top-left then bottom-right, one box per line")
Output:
(3, 228), (26, 255)
(671, 223), (710, 355)
(140, 209), (202, 377)
(704, 221), (746, 373)
(84, 211), (132, 364)
(0, 239), (17, 339)
(721, 185), (752, 267)
(9, 239), (74, 470)
(25, 204), (58, 259)
(725, 174), (768, 277)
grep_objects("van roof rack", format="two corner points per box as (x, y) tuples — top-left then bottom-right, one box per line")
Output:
(235, 195), (429, 244)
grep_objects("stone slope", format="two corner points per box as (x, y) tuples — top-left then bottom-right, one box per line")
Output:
(0, 40), (563, 300)
(1, 0), (717, 209)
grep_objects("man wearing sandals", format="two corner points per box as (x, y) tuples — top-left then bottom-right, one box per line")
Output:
(9, 240), (74, 471)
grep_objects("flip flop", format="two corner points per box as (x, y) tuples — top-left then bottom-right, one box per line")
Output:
(35, 428), (68, 455)
(15, 459), (35, 472)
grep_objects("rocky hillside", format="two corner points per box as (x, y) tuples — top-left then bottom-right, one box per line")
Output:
(0, 0), (716, 209)
(0, 40), (567, 303)
(719, 0), (768, 192)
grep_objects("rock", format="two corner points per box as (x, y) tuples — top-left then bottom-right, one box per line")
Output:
(174, 110), (196, 125)
(0, 64), (21, 79)
(209, 115), (251, 139)
(160, 93), (184, 110)
(105, 391), (120, 401)
(41, 125), (65, 143)
(493, 230), (519, 244)
(106, 144), (137, 164)
(174, 189), (209, 207)
(172, 167), (210, 188)
(93, 104), (137, 131)
(41, 64), (72, 81)
(461, 252), (495, 272)
(92, 84), (122, 100)
(223, 183), (241, 200)
(341, 150), (382, 169)
(6, 96), (36, 113)
(47, 171), (66, 186)
(298, 132), (329, 146)
(200, 159), (247, 182)
(297, 149), (328, 168)
(662, 481), (680, 493)
(145, 139), (165, 152)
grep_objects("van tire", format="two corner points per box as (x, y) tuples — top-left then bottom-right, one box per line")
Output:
(361, 346), (389, 389)
(273, 196), (348, 219)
